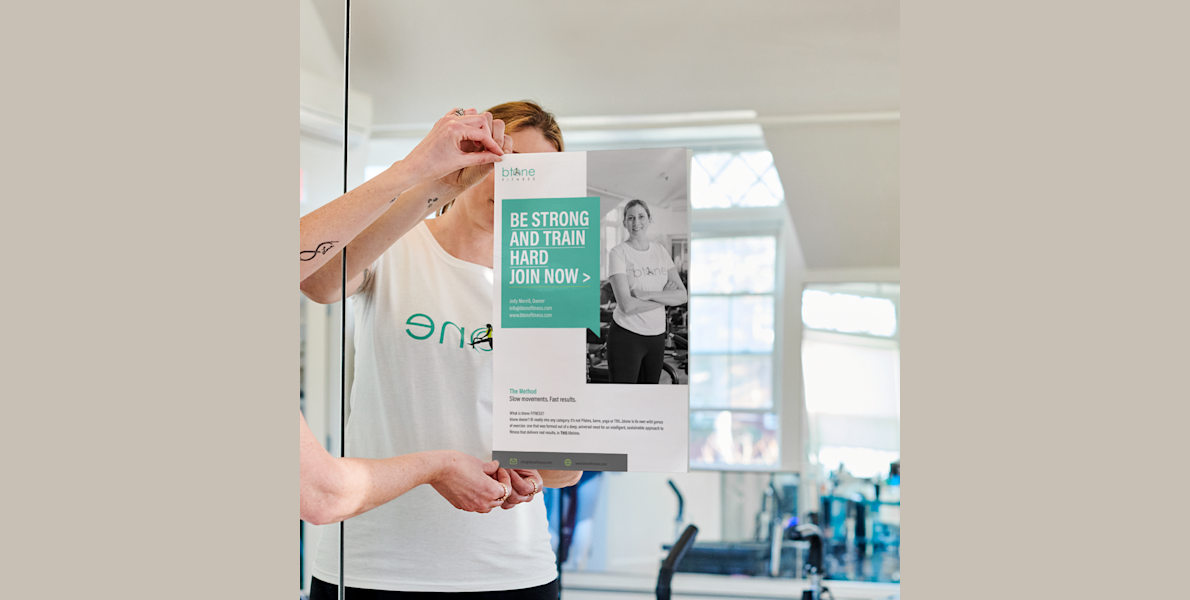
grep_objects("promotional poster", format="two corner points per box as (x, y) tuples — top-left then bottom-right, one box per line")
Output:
(491, 148), (691, 472)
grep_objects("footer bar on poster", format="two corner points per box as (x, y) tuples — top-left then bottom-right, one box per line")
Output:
(492, 450), (627, 471)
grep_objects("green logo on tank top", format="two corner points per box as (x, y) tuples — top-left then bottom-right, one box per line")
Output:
(404, 312), (492, 352)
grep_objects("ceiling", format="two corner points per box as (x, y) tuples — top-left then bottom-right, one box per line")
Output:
(304, 0), (899, 270)
(588, 147), (690, 215)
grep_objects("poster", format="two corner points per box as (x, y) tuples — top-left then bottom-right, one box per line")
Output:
(491, 148), (690, 472)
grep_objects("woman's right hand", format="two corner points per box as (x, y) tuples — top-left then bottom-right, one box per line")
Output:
(401, 109), (506, 185)
(428, 450), (509, 513)
(493, 467), (543, 510)
(436, 109), (517, 191)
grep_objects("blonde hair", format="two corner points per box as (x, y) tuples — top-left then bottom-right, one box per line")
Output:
(438, 101), (563, 216)
(488, 100), (564, 151)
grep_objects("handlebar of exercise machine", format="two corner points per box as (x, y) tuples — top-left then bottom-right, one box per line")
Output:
(655, 524), (699, 600)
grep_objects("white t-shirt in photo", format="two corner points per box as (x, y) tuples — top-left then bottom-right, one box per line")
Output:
(608, 240), (675, 336)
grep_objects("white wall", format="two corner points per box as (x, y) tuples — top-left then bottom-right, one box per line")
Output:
(365, 137), (420, 171)
(300, 0), (341, 81)
(778, 216), (808, 474)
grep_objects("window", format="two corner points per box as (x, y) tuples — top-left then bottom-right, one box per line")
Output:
(691, 150), (784, 209)
(686, 148), (786, 470)
(688, 235), (779, 468)
(801, 283), (900, 478)
(803, 289), (897, 338)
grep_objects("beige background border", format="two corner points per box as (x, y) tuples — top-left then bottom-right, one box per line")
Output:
(6, 0), (292, 597)
(903, 1), (1189, 599)
(6, 1), (1187, 598)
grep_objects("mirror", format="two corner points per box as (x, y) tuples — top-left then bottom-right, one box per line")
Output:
(300, 1), (898, 597)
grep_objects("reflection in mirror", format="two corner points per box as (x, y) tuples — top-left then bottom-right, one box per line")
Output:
(553, 282), (900, 587)
(545, 471), (809, 577)
(300, 0), (897, 596)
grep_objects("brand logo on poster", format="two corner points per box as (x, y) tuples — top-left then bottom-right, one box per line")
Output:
(500, 166), (537, 182)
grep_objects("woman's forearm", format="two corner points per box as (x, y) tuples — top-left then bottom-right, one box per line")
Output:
(635, 289), (687, 306)
(300, 410), (447, 525)
(300, 177), (463, 303)
(299, 161), (427, 285)
(609, 273), (663, 315)
(539, 469), (582, 488)
(324, 452), (448, 524)
(302, 450), (461, 526)
(622, 297), (664, 314)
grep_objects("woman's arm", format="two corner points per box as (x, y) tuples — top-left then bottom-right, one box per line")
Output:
(609, 273), (664, 315)
(299, 160), (425, 286)
(633, 267), (687, 306)
(300, 110), (506, 302)
(300, 176), (479, 303)
(539, 469), (583, 487)
(299, 410), (507, 524)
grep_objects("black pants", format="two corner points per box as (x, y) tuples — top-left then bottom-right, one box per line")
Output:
(606, 320), (666, 384)
(310, 577), (558, 600)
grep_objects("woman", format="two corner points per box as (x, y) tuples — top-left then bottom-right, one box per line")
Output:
(606, 199), (688, 383)
(303, 101), (581, 600)
(299, 107), (513, 525)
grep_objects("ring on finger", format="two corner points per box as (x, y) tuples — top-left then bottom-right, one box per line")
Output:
(531, 479), (540, 495)
(453, 108), (465, 116)
(496, 483), (509, 504)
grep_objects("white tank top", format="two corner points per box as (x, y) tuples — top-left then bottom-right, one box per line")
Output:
(311, 222), (556, 592)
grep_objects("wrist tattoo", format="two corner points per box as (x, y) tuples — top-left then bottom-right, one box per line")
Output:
(299, 241), (338, 261)
(426, 197), (439, 208)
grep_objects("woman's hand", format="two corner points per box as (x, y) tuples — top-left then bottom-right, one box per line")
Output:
(439, 109), (517, 191)
(494, 468), (543, 510)
(401, 108), (506, 186)
(429, 450), (511, 513)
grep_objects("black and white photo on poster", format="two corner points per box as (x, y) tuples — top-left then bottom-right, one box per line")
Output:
(584, 148), (689, 385)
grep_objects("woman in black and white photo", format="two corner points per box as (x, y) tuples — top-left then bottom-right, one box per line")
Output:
(606, 199), (688, 383)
